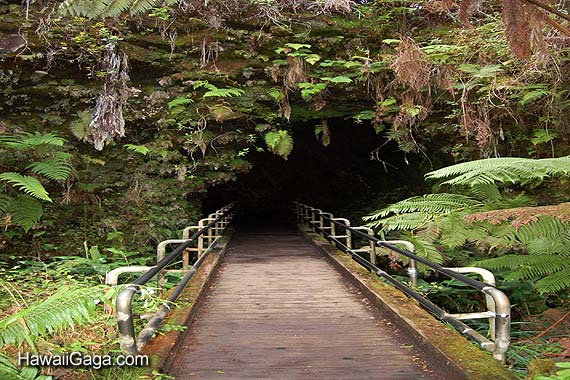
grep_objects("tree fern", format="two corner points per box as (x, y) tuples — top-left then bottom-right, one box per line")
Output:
(473, 217), (570, 293)
(363, 193), (481, 231)
(367, 212), (436, 232)
(426, 156), (570, 187)
(0, 173), (51, 202)
(364, 194), (480, 220)
(0, 285), (107, 349)
(27, 153), (72, 181)
(7, 195), (43, 232)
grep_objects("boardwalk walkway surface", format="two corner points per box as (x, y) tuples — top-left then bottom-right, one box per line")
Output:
(166, 224), (448, 380)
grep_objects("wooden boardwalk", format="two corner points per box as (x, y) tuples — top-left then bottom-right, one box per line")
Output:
(166, 225), (447, 379)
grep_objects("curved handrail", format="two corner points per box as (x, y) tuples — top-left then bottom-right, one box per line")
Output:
(292, 201), (510, 362)
(116, 203), (235, 355)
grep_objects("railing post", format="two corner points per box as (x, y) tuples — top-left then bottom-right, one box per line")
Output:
(446, 267), (497, 340)
(117, 285), (139, 355)
(483, 287), (511, 363)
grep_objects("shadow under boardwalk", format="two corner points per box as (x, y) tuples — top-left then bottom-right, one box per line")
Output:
(166, 225), (446, 380)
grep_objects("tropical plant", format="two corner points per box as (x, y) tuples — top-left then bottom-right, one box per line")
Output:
(58, 0), (178, 18)
(0, 133), (72, 231)
(264, 130), (293, 160)
(364, 157), (570, 294)
(192, 81), (244, 99)
(364, 193), (482, 231)
(426, 156), (570, 187)
(0, 285), (108, 350)
(474, 217), (570, 294)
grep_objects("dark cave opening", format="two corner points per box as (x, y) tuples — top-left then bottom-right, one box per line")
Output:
(202, 118), (430, 223)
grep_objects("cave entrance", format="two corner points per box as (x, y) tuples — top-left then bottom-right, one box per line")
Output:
(202, 118), (428, 223)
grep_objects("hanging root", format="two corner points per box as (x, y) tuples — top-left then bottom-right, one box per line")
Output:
(87, 45), (130, 151)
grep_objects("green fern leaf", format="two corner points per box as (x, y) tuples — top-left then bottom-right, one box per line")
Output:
(59, 0), (166, 18)
(0, 173), (51, 202)
(363, 194), (480, 221)
(475, 254), (545, 271)
(535, 269), (570, 293)
(130, 0), (165, 14)
(469, 183), (502, 202)
(124, 144), (150, 155)
(426, 156), (570, 187)
(368, 212), (435, 232)
(27, 153), (72, 181)
(167, 97), (194, 109)
(515, 217), (570, 244)
(7, 195), (43, 232)
(400, 231), (443, 265)
(0, 285), (106, 348)
(203, 87), (245, 98)
(0, 133), (65, 150)
(0, 193), (10, 214)
(436, 213), (488, 248)
(476, 255), (570, 283)
(526, 238), (569, 256)
(264, 130), (293, 160)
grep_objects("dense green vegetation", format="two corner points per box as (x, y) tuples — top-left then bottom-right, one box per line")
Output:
(1, 0), (569, 378)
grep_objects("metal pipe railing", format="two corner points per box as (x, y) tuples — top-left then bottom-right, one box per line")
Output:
(115, 203), (235, 355)
(292, 201), (511, 362)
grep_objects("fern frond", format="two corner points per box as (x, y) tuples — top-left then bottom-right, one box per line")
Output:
(426, 156), (570, 187)
(400, 231), (443, 265)
(124, 144), (150, 155)
(203, 87), (245, 98)
(536, 270), (570, 293)
(526, 238), (570, 256)
(27, 153), (73, 181)
(515, 217), (570, 244)
(7, 195), (43, 232)
(367, 212), (435, 232)
(516, 257), (570, 280)
(469, 183), (502, 201)
(0, 193), (10, 214)
(0, 173), (51, 202)
(59, 0), (174, 18)
(476, 254), (556, 271)
(0, 285), (106, 348)
(436, 213), (488, 248)
(476, 255), (570, 279)
(363, 193), (480, 221)
(0, 133), (65, 150)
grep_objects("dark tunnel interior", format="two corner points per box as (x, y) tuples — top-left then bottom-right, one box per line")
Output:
(201, 118), (430, 224)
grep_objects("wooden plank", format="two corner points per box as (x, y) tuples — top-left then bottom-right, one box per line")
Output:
(166, 226), (446, 380)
